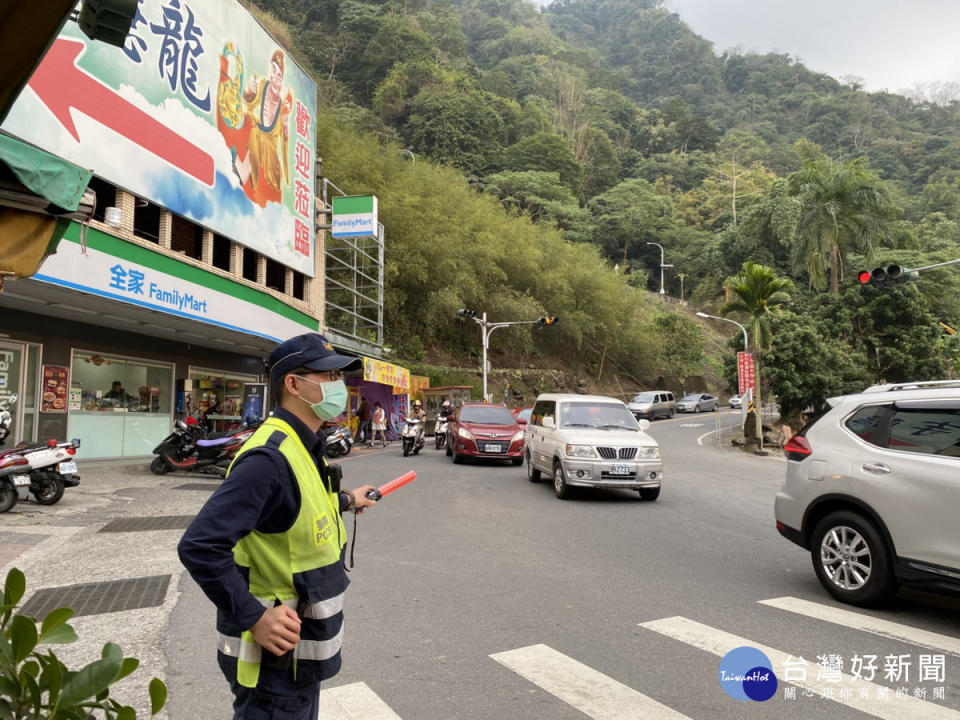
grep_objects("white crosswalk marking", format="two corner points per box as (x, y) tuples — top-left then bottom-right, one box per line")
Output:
(641, 616), (960, 720)
(759, 596), (960, 656)
(490, 643), (692, 720)
(317, 682), (402, 720)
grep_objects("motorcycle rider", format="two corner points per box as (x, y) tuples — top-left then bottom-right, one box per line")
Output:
(408, 400), (426, 442)
(439, 399), (454, 420)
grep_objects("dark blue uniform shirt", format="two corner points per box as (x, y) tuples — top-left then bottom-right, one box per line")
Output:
(178, 407), (350, 630)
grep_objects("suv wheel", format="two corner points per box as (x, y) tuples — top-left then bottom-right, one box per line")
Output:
(526, 452), (541, 481)
(810, 511), (898, 607)
(694, 405), (701, 413)
(553, 460), (570, 499)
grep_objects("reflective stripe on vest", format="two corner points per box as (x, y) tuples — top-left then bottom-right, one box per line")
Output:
(222, 417), (348, 688)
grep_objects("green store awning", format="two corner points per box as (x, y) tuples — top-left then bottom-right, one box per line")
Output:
(0, 133), (92, 212)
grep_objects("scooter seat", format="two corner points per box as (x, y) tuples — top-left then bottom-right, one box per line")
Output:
(197, 436), (234, 448)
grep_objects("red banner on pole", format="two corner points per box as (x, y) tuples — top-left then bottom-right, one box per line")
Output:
(737, 352), (756, 395)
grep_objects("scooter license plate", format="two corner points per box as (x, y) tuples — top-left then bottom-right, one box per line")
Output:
(13, 475), (30, 487)
(58, 462), (77, 474)
(608, 464), (631, 475)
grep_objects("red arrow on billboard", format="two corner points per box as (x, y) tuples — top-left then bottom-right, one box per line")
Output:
(28, 38), (215, 186)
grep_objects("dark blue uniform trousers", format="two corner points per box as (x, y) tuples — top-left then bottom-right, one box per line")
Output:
(222, 656), (321, 720)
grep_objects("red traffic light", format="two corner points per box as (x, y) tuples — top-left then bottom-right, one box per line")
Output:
(857, 270), (872, 284)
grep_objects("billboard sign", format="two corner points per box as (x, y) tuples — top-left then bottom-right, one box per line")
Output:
(737, 351), (756, 395)
(332, 195), (378, 238)
(1, 0), (317, 276)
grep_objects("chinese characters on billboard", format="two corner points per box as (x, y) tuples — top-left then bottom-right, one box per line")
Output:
(2, 0), (317, 276)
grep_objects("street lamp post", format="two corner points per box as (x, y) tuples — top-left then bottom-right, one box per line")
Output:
(646, 242), (673, 296)
(457, 310), (558, 401)
(697, 311), (762, 448)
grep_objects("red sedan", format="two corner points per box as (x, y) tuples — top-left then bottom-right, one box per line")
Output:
(446, 402), (525, 465)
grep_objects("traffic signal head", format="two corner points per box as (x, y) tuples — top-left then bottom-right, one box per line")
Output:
(537, 316), (559, 326)
(456, 308), (477, 318)
(857, 264), (917, 286)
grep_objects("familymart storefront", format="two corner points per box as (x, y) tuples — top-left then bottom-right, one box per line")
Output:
(0, 227), (319, 459)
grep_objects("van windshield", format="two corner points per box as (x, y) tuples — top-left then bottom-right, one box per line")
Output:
(561, 403), (637, 429)
(631, 394), (655, 403)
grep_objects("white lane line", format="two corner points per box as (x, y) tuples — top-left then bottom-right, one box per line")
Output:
(759, 596), (960, 656)
(641, 616), (960, 720)
(490, 643), (691, 720)
(317, 682), (402, 720)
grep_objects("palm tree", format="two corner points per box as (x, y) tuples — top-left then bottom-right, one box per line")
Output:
(721, 262), (793, 352)
(721, 262), (793, 443)
(789, 157), (895, 294)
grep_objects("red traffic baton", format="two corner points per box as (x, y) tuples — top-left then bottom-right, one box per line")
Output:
(365, 471), (416, 501)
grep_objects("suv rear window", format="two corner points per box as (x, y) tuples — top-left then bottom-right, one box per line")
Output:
(845, 405), (892, 446)
(889, 407), (960, 456)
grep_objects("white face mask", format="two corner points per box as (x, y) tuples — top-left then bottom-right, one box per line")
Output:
(294, 375), (348, 421)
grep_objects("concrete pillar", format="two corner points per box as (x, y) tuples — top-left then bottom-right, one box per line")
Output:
(229, 242), (243, 278)
(201, 229), (214, 265)
(158, 210), (172, 249)
(284, 268), (294, 296)
(256, 254), (267, 285)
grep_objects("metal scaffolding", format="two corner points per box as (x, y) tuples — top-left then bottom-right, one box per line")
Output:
(317, 176), (384, 357)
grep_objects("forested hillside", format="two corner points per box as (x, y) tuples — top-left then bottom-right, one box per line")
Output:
(249, 0), (960, 405)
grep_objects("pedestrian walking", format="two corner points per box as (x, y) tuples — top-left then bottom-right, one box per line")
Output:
(370, 401), (387, 447)
(178, 332), (378, 720)
(355, 396), (371, 443)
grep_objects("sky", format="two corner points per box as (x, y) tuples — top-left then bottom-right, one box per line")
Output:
(662, 0), (960, 94)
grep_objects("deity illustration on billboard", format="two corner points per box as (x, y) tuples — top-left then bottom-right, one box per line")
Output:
(216, 43), (292, 208)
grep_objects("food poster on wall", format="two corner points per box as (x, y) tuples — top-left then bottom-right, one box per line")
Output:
(41, 365), (69, 413)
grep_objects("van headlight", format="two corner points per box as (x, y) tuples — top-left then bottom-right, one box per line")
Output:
(512, 430), (524, 442)
(639, 446), (660, 459)
(566, 444), (596, 458)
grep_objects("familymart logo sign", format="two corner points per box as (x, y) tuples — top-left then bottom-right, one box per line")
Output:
(719, 646), (778, 701)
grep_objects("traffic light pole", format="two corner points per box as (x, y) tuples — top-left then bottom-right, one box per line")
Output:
(459, 311), (556, 401)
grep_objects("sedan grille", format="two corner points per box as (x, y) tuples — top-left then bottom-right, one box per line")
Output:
(597, 447), (638, 460)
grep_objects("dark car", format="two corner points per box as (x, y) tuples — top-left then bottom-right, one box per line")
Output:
(446, 403), (525, 465)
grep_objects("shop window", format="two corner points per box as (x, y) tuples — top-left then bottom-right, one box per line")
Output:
(170, 214), (203, 260)
(68, 352), (174, 459)
(212, 234), (231, 271)
(87, 176), (116, 223)
(242, 247), (258, 282)
(293, 271), (305, 300)
(133, 198), (161, 243)
(188, 368), (261, 430)
(265, 258), (285, 293)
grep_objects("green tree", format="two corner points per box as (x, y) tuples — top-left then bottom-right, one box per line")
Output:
(788, 156), (897, 294)
(652, 312), (704, 375)
(503, 132), (584, 193)
(721, 262), (793, 440)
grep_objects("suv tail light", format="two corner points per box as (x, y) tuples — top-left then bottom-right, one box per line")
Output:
(784, 434), (812, 461)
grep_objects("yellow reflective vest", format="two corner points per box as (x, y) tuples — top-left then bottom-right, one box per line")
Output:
(216, 416), (349, 687)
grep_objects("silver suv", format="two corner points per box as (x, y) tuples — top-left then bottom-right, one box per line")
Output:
(524, 394), (663, 500)
(774, 381), (960, 606)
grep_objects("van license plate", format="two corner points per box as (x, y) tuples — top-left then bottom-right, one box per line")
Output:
(608, 464), (631, 475)
(13, 475), (30, 487)
(58, 462), (77, 474)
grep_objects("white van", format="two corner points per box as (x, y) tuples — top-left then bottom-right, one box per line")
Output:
(627, 390), (676, 420)
(524, 394), (663, 500)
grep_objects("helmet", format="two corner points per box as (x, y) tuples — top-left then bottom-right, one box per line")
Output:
(442, 400), (451, 409)
(413, 400), (422, 407)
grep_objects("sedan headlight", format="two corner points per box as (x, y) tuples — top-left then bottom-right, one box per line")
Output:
(638, 446), (661, 459)
(511, 430), (524, 442)
(458, 427), (474, 440)
(565, 444), (596, 458)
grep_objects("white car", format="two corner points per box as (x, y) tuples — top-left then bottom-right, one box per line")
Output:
(729, 395), (742, 409)
(524, 394), (663, 500)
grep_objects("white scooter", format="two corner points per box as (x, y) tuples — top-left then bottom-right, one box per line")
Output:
(401, 417), (424, 457)
(0, 394), (80, 512)
(433, 414), (449, 450)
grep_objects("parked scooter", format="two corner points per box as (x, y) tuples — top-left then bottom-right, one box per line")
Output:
(0, 394), (81, 511)
(433, 414), (449, 450)
(151, 417), (260, 476)
(401, 417), (424, 457)
(324, 425), (353, 459)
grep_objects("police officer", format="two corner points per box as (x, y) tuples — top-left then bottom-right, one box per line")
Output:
(178, 333), (377, 720)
